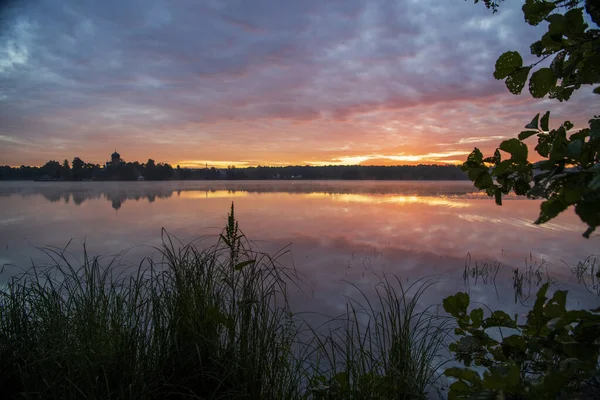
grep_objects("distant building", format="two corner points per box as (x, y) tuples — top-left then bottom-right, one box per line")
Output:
(106, 150), (123, 168)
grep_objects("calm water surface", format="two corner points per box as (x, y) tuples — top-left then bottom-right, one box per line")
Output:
(0, 180), (598, 316)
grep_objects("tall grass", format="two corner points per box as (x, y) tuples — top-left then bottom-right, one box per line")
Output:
(307, 277), (450, 400)
(569, 255), (600, 296)
(0, 204), (448, 399)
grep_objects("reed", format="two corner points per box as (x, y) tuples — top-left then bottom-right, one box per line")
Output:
(0, 204), (448, 399)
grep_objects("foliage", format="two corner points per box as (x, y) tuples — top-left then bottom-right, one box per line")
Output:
(443, 284), (600, 399)
(0, 205), (303, 399)
(462, 113), (600, 237)
(0, 163), (469, 181)
(0, 204), (446, 399)
(448, 3), (600, 399)
(0, 157), (176, 181)
(490, 0), (600, 100)
(307, 278), (450, 400)
(463, 0), (600, 237)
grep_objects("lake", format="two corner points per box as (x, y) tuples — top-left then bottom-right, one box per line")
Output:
(0, 180), (598, 317)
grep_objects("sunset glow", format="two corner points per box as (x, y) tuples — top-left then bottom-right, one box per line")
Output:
(0, 0), (596, 167)
(305, 193), (470, 208)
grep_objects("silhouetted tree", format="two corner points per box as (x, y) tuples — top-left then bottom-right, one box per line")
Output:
(40, 161), (61, 179)
(72, 157), (85, 180)
(0, 157), (467, 182)
(61, 160), (71, 179)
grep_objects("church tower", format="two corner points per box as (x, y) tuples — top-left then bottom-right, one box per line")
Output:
(111, 150), (121, 167)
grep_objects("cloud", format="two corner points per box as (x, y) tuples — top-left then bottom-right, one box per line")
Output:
(0, 134), (30, 145)
(0, 0), (596, 166)
(306, 151), (471, 166)
(456, 136), (508, 144)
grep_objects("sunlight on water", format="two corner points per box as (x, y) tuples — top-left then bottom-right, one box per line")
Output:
(178, 190), (250, 199)
(306, 193), (470, 208)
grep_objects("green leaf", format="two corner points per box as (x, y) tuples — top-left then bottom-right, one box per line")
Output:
(567, 139), (583, 158)
(448, 380), (471, 396)
(465, 148), (484, 165)
(575, 201), (600, 238)
(550, 51), (566, 77)
(234, 259), (255, 271)
(590, 118), (600, 140)
(500, 138), (528, 161)
(519, 130), (538, 140)
(579, 55), (600, 85)
(549, 126), (568, 162)
(583, 227), (595, 239)
(483, 311), (517, 328)
(545, 290), (567, 318)
(471, 308), (484, 328)
(505, 364), (521, 387)
(522, 0), (556, 25)
(483, 149), (501, 164)
(541, 31), (563, 51)
(530, 40), (544, 56)
(525, 113), (540, 129)
(468, 167), (488, 182)
(535, 134), (552, 157)
(546, 13), (565, 36)
(587, 0), (600, 25)
(495, 188), (502, 205)
(529, 68), (557, 98)
(535, 198), (568, 224)
(569, 128), (588, 143)
(564, 8), (587, 38)
(481, 368), (506, 390)
(492, 159), (515, 176)
(483, 364), (521, 390)
(514, 178), (530, 195)
(540, 111), (550, 131)
(506, 67), (531, 95)
(443, 292), (470, 317)
(564, 185), (584, 204)
(589, 174), (600, 190)
(494, 51), (523, 79)
(502, 335), (526, 352)
(474, 171), (494, 189)
(548, 85), (574, 101)
(561, 343), (592, 361)
(444, 367), (482, 384)
(594, 86), (600, 94)
(456, 336), (484, 353)
(534, 283), (550, 311)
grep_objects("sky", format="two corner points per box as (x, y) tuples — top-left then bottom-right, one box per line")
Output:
(0, 0), (597, 168)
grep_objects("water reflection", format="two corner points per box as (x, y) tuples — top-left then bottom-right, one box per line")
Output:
(0, 181), (597, 320)
(0, 181), (487, 210)
(1, 184), (175, 210)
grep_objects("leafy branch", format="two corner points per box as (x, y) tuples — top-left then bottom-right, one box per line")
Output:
(462, 0), (600, 237)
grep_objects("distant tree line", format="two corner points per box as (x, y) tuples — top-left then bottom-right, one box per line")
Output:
(217, 165), (467, 180)
(0, 159), (468, 181)
(0, 157), (175, 181)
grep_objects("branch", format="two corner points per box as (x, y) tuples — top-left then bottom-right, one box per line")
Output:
(529, 54), (553, 68)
